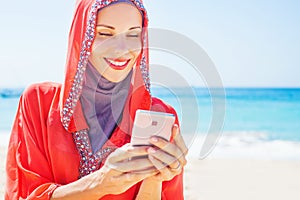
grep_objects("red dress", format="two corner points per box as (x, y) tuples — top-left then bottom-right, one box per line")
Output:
(5, 0), (184, 199)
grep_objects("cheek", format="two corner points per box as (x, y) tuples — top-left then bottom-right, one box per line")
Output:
(128, 40), (142, 58)
(132, 50), (142, 60)
(127, 40), (142, 53)
(91, 38), (111, 54)
(91, 37), (142, 58)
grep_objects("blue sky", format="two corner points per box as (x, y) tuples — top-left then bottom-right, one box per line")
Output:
(0, 0), (299, 87)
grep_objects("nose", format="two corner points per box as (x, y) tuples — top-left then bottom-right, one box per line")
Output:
(110, 33), (141, 57)
(114, 34), (128, 56)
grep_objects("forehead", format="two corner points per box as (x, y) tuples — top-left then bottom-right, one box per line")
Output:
(96, 3), (143, 29)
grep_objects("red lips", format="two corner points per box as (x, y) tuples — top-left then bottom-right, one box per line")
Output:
(104, 58), (130, 70)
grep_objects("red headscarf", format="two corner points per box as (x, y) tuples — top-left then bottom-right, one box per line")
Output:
(60, 0), (151, 134)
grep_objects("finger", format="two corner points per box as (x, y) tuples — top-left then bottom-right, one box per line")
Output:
(131, 166), (157, 174)
(168, 160), (181, 173)
(148, 147), (176, 168)
(171, 124), (179, 140)
(114, 170), (157, 183)
(148, 155), (174, 181)
(149, 137), (186, 166)
(173, 125), (189, 157)
(172, 125), (188, 166)
(108, 157), (154, 173)
(104, 164), (156, 177)
(148, 155), (168, 172)
(108, 145), (149, 163)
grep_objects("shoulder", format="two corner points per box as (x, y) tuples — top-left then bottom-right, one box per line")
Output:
(151, 97), (177, 117)
(23, 82), (61, 96)
(21, 82), (62, 112)
(22, 82), (61, 100)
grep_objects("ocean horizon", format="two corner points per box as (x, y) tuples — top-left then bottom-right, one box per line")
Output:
(1, 87), (300, 160)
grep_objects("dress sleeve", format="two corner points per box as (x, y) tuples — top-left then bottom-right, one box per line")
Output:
(5, 86), (59, 200)
(162, 172), (184, 200)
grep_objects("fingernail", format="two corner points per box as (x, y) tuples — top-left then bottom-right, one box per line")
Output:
(151, 137), (158, 143)
(174, 124), (179, 130)
(148, 147), (156, 154)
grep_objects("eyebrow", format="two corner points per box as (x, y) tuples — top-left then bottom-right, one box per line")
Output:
(96, 24), (141, 30)
(97, 24), (115, 29)
(129, 26), (142, 30)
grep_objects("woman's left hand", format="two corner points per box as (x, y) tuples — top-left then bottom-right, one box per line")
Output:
(147, 124), (188, 181)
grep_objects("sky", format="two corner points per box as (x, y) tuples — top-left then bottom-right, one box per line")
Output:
(0, 0), (299, 88)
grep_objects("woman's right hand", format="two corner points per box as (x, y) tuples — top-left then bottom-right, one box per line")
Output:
(94, 144), (157, 197)
(51, 144), (157, 200)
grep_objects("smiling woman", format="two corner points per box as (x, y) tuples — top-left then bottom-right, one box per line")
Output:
(5, 0), (187, 200)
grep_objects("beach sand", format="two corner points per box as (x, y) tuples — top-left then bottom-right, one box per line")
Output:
(0, 145), (7, 198)
(184, 158), (300, 200)
(1, 142), (300, 199)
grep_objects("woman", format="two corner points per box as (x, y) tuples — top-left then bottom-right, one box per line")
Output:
(5, 0), (187, 199)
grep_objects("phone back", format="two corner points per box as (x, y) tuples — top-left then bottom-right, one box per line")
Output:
(131, 110), (175, 146)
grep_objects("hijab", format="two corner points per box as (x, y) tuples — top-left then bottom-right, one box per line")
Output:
(60, 0), (150, 133)
(59, 0), (151, 177)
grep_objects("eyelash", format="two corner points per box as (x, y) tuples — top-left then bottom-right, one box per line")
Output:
(98, 33), (113, 36)
(98, 32), (140, 38)
(127, 34), (140, 38)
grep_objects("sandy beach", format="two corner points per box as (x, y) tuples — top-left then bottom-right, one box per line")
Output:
(184, 158), (300, 200)
(0, 145), (7, 198)
(1, 141), (300, 199)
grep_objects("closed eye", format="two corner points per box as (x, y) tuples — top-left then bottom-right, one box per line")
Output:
(127, 31), (141, 38)
(127, 34), (140, 38)
(98, 32), (113, 36)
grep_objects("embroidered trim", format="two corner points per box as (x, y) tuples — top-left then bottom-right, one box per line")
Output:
(73, 129), (116, 178)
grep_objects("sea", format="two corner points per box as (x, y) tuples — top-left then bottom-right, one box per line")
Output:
(1, 87), (300, 160)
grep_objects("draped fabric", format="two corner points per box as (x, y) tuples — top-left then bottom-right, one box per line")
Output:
(80, 61), (132, 153)
(5, 0), (184, 199)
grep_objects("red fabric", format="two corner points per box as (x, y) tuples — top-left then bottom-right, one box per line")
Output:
(5, 84), (183, 199)
(5, 0), (184, 199)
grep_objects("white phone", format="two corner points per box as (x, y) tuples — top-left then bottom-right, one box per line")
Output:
(131, 109), (175, 146)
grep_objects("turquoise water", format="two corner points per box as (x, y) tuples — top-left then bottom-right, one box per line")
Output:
(1, 88), (300, 142)
(0, 97), (19, 131)
(152, 87), (300, 142)
(224, 88), (300, 141)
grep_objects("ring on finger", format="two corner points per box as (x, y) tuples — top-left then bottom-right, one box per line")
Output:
(169, 161), (181, 171)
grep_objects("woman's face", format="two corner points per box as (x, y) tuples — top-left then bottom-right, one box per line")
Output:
(89, 3), (143, 82)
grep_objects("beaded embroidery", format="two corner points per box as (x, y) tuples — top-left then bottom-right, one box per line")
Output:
(73, 129), (116, 178)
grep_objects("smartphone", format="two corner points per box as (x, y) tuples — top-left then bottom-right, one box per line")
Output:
(131, 109), (175, 146)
